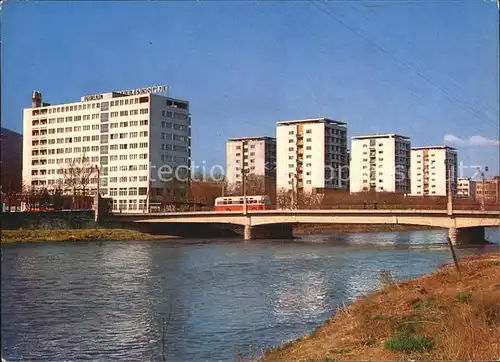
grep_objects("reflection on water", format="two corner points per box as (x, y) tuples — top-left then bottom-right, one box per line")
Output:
(1, 228), (499, 361)
(272, 269), (328, 324)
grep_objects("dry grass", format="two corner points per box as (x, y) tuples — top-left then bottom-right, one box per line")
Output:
(264, 252), (500, 361)
(1, 229), (175, 243)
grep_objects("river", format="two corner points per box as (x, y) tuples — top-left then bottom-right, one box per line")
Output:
(1, 228), (499, 361)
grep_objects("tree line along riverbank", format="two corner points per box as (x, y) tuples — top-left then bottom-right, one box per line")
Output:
(263, 252), (500, 361)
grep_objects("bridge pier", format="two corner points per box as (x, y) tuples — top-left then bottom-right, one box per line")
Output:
(244, 225), (254, 241)
(448, 226), (487, 246)
(243, 224), (294, 241)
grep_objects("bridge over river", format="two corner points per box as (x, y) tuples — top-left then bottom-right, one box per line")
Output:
(107, 208), (499, 244)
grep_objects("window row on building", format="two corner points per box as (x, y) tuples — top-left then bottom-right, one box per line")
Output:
(160, 111), (189, 121)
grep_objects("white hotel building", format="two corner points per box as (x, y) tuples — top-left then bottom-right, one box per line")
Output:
(350, 134), (411, 193)
(276, 118), (348, 192)
(410, 146), (457, 196)
(22, 88), (191, 212)
(226, 137), (276, 187)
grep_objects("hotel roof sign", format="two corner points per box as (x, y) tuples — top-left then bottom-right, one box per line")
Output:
(82, 85), (168, 102)
(116, 85), (168, 96)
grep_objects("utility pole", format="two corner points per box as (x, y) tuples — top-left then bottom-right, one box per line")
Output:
(446, 161), (453, 215)
(94, 165), (101, 222)
(445, 160), (459, 273)
(242, 141), (247, 215)
(95, 165), (101, 196)
(477, 166), (488, 210)
(482, 172), (485, 210)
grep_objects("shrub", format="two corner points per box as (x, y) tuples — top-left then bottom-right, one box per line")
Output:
(379, 269), (396, 287)
(358, 337), (376, 346)
(385, 331), (434, 353)
(412, 299), (434, 312)
(456, 292), (472, 304)
(330, 348), (350, 355)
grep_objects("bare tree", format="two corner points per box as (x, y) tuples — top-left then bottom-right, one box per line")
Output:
(60, 153), (97, 210)
(61, 159), (80, 210)
(1, 180), (20, 212)
(275, 187), (324, 210)
(189, 179), (225, 209)
(78, 153), (96, 198)
(21, 179), (37, 211)
(297, 190), (324, 209)
(276, 187), (293, 209)
(228, 174), (267, 196)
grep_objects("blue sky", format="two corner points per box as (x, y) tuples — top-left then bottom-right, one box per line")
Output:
(2, 0), (499, 176)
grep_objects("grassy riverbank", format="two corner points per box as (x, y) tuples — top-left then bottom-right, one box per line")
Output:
(1, 229), (175, 244)
(264, 252), (500, 361)
(294, 223), (442, 234)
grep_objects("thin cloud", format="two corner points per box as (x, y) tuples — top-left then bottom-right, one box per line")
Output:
(444, 134), (499, 147)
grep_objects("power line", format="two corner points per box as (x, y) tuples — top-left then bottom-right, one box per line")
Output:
(346, 2), (499, 119)
(310, 1), (499, 131)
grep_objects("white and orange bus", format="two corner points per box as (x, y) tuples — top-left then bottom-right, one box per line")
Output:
(214, 195), (272, 211)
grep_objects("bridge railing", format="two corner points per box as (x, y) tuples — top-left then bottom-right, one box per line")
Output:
(119, 202), (499, 213)
(269, 203), (499, 211)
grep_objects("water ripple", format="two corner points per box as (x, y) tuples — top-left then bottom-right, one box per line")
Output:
(2, 228), (498, 361)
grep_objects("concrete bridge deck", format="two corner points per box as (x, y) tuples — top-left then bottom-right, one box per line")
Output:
(109, 209), (499, 244)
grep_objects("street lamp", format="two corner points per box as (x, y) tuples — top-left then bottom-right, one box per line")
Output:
(476, 166), (488, 210)
(445, 160), (453, 215)
(242, 141), (248, 215)
(94, 164), (101, 196)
